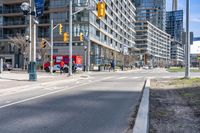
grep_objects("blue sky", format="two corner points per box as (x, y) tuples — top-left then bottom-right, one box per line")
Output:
(166, 0), (200, 37)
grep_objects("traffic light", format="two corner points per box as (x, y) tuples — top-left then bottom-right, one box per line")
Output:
(41, 39), (47, 48)
(64, 32), (69, 43)
(97, 1), (106, 18)
(80, 33), (84, 41)
(59, 24), (63, 35)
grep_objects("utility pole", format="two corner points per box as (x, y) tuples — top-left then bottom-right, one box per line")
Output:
(185, 0), (190, 78)
(69, 0), (73, 76)
(87, 0), (91, 72)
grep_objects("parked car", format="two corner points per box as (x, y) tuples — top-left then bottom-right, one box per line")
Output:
(3, 63), (12, 71)
(143, 66), (149, 70)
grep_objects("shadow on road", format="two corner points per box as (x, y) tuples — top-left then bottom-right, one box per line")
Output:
(0, 90), (141, 133)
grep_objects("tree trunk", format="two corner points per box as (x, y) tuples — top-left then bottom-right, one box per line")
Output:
(23, 56), (26, 70)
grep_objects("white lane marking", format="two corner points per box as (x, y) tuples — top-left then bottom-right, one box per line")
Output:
(0, 76), (113, 109)
(0, 79), (12, 82)
(148, 76), (155, 79)
(118, 77), (127, 79)
(131, 77), (141, 79)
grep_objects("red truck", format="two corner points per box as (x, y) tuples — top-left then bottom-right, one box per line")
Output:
(44, 55), (83, 73)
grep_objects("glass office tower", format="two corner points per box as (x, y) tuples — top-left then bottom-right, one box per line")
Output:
(134, 0), (166, 31)
(166, 10), (183, 42)
(166, 10), (184, 66)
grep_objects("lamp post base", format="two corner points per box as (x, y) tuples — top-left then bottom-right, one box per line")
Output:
(28, 61), (37, 81)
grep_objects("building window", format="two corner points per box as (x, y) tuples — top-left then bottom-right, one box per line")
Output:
(96, 30), (100, 37)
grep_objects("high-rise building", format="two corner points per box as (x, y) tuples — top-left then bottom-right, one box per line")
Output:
(166, 9), (184, 66)
(172, 0), (178, 11)
(134, 0), (166, 31)
(0, 0), (136, 69)
(166, 10), (183, 42)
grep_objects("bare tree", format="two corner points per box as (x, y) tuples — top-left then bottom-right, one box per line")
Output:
(39, 47), (48, 70)
(8, 34), (29, 69)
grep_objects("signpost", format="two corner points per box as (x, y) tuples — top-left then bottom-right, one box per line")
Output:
(34, 0), (45, 17)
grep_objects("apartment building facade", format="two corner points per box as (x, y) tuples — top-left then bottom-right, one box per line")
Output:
(170, 40), (184, 66)
(135, 21), (171, 67)
(0, 0), (136, 69)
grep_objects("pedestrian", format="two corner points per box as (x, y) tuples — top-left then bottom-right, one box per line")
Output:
(72, 61), (77, 73)
(109, 61), (112, 72)
(111, 60), (115, 72)
(60, 60), (65, 74)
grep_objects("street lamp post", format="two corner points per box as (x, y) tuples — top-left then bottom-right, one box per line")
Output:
(29, 1), (32, 63)
(185, 0), (190, 78)
(21, 0), (37, 81)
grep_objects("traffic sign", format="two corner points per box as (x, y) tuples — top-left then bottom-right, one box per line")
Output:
(35, 0), (45, 17)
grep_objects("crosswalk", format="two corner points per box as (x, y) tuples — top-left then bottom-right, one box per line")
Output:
(1, 75), (200, 83)
(109, 75), (200, 80)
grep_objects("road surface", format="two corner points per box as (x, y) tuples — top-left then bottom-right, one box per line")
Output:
(0, 70), (145, 133)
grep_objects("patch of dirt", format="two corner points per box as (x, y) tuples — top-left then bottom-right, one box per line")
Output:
(150, 79), (200, 133)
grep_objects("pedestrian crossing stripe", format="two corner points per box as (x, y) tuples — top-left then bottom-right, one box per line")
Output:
(118, 77), (126, 79)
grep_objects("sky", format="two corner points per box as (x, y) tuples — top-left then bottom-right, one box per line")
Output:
(166, 0), (200, 37)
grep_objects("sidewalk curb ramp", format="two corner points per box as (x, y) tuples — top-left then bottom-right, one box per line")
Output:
(133, 79), (150, 133)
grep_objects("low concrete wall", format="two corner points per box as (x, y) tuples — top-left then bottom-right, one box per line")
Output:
(133, 79), (150, 133)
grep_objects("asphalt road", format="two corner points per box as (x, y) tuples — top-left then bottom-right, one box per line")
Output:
(0, 69), (199, 133)
(0, 70), (145, 133)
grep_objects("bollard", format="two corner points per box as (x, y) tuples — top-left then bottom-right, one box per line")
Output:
(0, 58), (3, 73)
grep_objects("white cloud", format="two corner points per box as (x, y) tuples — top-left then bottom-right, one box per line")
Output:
(166, 0), (172, 11)
(190, 14), (200, 23)
(191, 18), (200, 23)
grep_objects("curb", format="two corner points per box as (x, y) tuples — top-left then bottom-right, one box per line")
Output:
(133, 79), (150, 133)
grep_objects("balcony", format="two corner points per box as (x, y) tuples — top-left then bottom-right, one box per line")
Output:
(39, 19), (50, 24)
(3, 20), (26, 26)
(2, 9), (21, 14)
(2, 0), (26, 4)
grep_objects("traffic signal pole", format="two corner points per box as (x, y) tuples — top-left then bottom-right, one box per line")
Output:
(49, 20), (63, 74)
(67, 1), (95, 75)
(87, 0), (91, 72)
(50, 19), (54, 74)
(69, 0), (73, 76)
